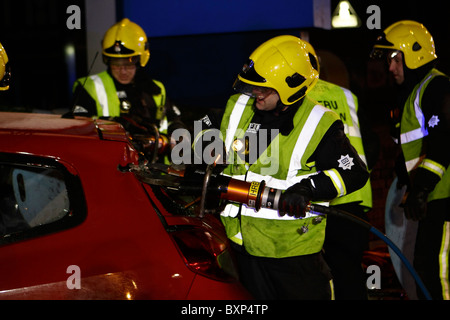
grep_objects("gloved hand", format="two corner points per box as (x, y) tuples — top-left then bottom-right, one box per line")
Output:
(402, 186), (430, 221)
(279, 181), (314, 218)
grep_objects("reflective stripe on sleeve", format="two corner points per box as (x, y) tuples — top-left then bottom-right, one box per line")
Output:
(323, 168), (346, 197)
(419, 159), (446, 179)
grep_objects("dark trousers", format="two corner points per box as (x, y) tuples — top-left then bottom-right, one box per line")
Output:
(323, 203), (370, 300)
(232, 243), (332, 300)
(414, 198), (450, 300)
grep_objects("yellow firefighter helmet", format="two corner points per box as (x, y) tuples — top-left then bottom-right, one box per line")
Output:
(233, 35), (319, 105)
(0, 42), (11, 91)
(372, 20), (437, 69)
(102, 18), (150, 67)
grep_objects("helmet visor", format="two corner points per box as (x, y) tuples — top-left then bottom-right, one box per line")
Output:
(103, 55), (140, 67)
(370, 48), (387, 60)
(370, 48), (401, 64)
(238, 59), (267, 84)
(371, 30), (397, 59)
(233, 78), (275, 99)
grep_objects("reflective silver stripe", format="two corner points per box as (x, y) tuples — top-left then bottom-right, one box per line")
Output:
(324, 168), (346, 197)
(221, 203), (240, 217)
(342, 88), (361, 139)
(342, 88), (370, 165)
(90, 75), (109, 117)
(405, 157), (421, 172)
(241, 205), (318, 220)
(287, 105), (328, 181)
(233, 232), (243, 241)
(159, 118), (169, 132)
(246, 171), (318, 190)
(221, 183), (325, 220)
(400, 74), (433, 144)
(342, 89), (368, 165)
(358, 154), (367, 165)
(224, 95), (250, 152)
(414, 74), (432, 129)
(420, 159), (446, 178)
(401, 127), (427, 144)
(346, 125), (359, 138)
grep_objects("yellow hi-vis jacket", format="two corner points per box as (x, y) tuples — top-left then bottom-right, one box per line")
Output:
(74, 71), (169, 133)
(400, 69), (450, 201)
(219, 94), (341, 258)
(307, 79), (372, 211)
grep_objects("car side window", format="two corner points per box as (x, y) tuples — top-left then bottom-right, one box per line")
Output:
(0, 153), (86, 244)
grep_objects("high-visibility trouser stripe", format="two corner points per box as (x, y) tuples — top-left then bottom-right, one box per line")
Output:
(330, 280), (335, 300)
(419, 159), (446, 179)
(324, 168), (346, 197)
(440, 221), (450, 300)
(90, 75), (109, 117)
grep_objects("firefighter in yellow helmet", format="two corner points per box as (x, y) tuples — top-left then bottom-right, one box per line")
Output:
(0, 42), (11, 91)
(72, 18), (183, 139)
(372, 20), (450, 300)
(194, 35), (369, 299)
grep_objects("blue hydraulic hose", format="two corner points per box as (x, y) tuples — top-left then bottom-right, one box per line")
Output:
(368, 226), (432, 300)
(309, 204), (432, 300)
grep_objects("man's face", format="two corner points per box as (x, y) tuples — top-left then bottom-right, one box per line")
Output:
(252, 87), (280, 111)
(110, 58), (137, 85)
(387, 50), (405, 85)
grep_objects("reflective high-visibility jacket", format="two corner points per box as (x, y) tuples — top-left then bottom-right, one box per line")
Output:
(219, 94), (368, 258)
(400, 69), (450, 201)
(308, 79), (372, 211)
(73, 71), (169, 133)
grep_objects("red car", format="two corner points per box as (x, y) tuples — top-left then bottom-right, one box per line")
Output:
(0, 112), (251, 300)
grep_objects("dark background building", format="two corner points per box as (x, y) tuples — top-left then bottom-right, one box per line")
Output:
(2, 0), (448, 112)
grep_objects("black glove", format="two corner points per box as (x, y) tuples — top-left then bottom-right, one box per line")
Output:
(403, 186), (430, 221)
(279, 180), (314, 218)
